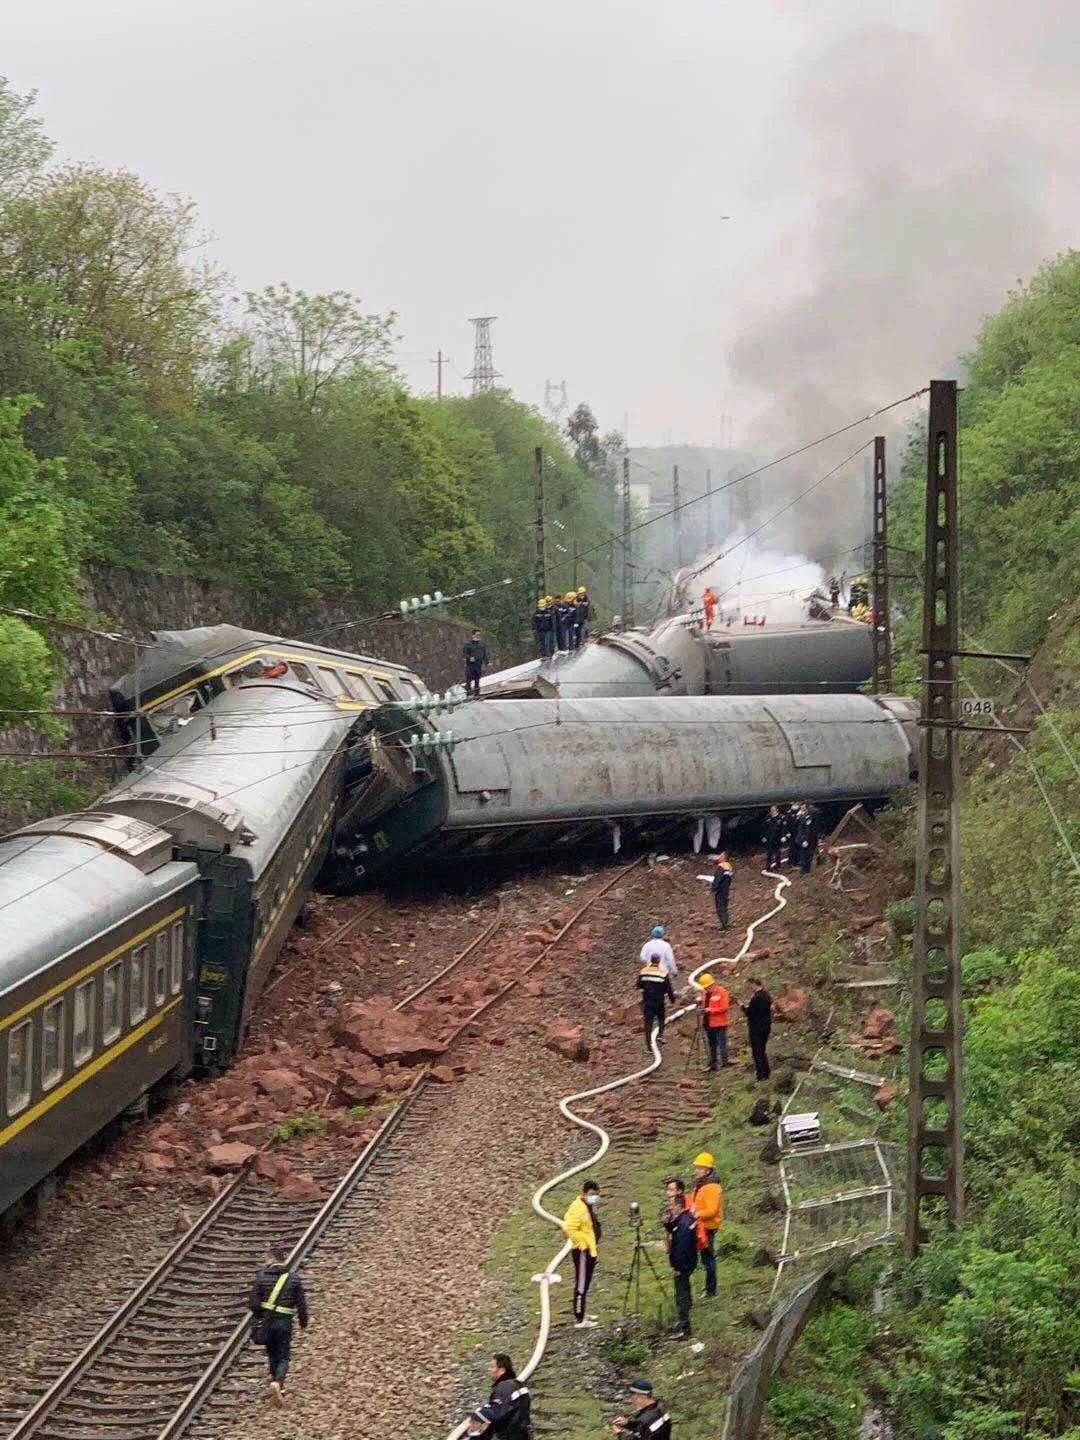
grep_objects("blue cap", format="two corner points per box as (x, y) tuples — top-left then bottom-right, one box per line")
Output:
(630, 1379), (654, 1396)
(652, 925), (664, 938)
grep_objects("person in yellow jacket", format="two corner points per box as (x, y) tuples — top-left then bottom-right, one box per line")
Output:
(690, 1152), (724, 1298)
(561, 1179), (601, 1327)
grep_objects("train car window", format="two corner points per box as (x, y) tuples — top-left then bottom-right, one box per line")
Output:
(154, 933), (168, 1006)
(170, 922), (184, 995)
(341, 672), (377, 702)
(317, 666), (350, 698)
(73, 980), (95, 1066)
(372, 679), (397, 703)
(42, 999), (64, 1090)
(130, 945), (149, 1023)
(103, 962), (122, 1043)
(6, 1020), (32, 1116)
(289, 661), (316, 687)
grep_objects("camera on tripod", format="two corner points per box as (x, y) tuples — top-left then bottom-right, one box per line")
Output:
(628, 1200), (642, 1229)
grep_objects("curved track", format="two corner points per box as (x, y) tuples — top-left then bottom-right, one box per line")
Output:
(3, 860), (645, 1440)
(447, 870), (791, 1438)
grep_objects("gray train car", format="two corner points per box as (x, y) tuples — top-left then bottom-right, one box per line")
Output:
(0, 813), (200, 1214)
(329, 692), (918, 884)
(481, 616), (874, 700)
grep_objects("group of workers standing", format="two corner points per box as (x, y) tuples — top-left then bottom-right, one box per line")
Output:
(762, 802), (823, 874)
(636, 925), (773, 1081)
(533, 587), (592, 657)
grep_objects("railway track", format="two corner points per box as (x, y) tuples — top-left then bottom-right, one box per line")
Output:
(3, 860), (645, 1440)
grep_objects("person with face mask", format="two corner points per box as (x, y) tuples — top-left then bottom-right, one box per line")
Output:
(561, 1179), (602, 1327)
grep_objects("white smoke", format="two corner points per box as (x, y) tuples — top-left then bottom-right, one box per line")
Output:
(683, 535), (829, 623)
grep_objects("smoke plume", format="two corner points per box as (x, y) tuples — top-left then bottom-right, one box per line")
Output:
(727, 0), (1080, 560)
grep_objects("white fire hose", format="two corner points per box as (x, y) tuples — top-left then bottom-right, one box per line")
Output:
(449, 870), (791, 1437)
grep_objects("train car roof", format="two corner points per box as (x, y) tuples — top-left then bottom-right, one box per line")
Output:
(112, 624), (420, 705)
(100, 682), (355, 875)
(0, 832), (198, 999)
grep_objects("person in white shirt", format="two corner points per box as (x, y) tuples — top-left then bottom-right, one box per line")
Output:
(639, 925), (678, 979)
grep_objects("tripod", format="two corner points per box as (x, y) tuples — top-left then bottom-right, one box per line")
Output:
(622, 1224), (668, 1319)
(684, 1010), (705, 1074)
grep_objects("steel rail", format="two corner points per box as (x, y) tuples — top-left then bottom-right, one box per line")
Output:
(155, 1087), (424, 1440)
(4, 1174), (247, 1440)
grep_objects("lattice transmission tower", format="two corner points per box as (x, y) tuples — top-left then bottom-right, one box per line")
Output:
(466, 316), (500, 393)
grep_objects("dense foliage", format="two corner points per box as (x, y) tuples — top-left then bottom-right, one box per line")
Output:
(865, 256), (1079, 1439)
(0, 78), (618, 707)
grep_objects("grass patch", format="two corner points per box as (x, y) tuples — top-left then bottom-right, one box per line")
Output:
(271, 1113), (328, 1143)
(766, 1298), (873, 1440)
(473, 1060), (786, 1438)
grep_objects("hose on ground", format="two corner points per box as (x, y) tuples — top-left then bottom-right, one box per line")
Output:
(448, 869), (790, 1436)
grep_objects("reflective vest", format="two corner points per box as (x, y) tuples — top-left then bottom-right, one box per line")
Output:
(703, 983), (730, 1027)
(260, 1271), (297, 1316)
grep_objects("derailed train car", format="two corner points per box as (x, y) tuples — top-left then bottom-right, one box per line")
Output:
(0, 627), (426, 1216)
(327, 692), (918, 885)
(481, 614), (874, 700)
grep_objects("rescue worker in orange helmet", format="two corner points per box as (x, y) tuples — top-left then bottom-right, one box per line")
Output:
(702, 586), (718, 630)
(689, 1152), (724, 1298)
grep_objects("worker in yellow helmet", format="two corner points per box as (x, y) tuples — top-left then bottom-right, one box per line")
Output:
(555, 593), (577, 653)
(533, 594), (555, 658)
(574, 586), (592, 648)
(689, 1151), (724, 1298)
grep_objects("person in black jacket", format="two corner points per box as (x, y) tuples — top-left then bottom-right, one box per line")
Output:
(467, 1353), (532, 1440)
(795, 803), (822, 873)
(664, 1194), (699, 1339)
(637, 960), (676, 1050)
(532, 599), (555, 659)
(249, 1246), (309, 1405)
(762, 806), (784, 872)
(741, 977), (773, 1081)
(464, 629), (488, 699)
(710, 853), (734, 930)
(613, 1379), (672, 1439)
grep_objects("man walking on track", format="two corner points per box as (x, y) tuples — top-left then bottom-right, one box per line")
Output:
(689, 1153), (724, 1297)
(562, 1179), (602, 1328)
(710, 852), (734, 930)
(741, 977), (773, 1081)
(697, 973), (731, 1070)
(249, 1246), (309, 1406)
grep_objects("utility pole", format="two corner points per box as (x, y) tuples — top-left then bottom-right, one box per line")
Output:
(672, 464), (682, 568)
(621, 454), (633, 626)
(533, 446), (546, 600)
(430, 349), (449, 401)
(870, 435), (893, 692)
(466, 317), (499, 394)
(906, 379), (964, 1257)
(705, 467), (714, 550)
(572, 538), (579, 589)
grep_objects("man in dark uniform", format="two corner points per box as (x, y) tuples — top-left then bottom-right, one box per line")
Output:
(467, 1353), (531, 1440)
(710, 853), (733, 930)
(795, 803), (822, 873)
(249, 1246), (309, 1405)
(637, 957), (676, 1049)
(575, 586), (593, 646)
(780, 804), (799, 866)
(664, 1191), (699, 1338)
(613, 1379), (672, 1439)
(463, 628), (488, 699)
(762, 806), (784, 872)
(555, 594), (577, 652)
(741, 977), (773, 1081)
(532, 598), (554, 658)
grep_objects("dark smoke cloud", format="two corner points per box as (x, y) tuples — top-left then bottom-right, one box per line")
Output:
(728, 1), (1080, 560)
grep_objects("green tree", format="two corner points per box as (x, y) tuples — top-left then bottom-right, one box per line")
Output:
(240, 284), (395, 410)
(0, 395), (81, 722)
(0, 76), (53, 200)
(0, 165), (223, 399)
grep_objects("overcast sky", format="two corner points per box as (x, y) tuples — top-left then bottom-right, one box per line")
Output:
(6, 0), (1078, 449)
